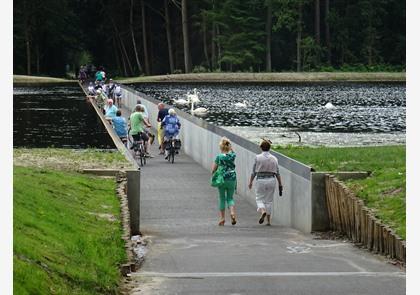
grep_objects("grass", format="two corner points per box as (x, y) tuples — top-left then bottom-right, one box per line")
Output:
(13, 148), (134, 172)
(116, 72), (405, 84)
(13, 75), (76, 84)
(13, 165), (126, 294)
(274, 145), (406, 239)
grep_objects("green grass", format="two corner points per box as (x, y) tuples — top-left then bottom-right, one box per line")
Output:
(13, 165), (126, 294)
(274, 145), (406, 239)
(13, 148), (134, 172)
(115, 72), (405, 84)
(13, 75), (76, 84)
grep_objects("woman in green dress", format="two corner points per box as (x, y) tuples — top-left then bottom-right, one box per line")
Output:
(211, 137), (237, 226)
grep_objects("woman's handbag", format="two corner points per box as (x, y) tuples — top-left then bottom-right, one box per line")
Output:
(211, 167), (225, 187)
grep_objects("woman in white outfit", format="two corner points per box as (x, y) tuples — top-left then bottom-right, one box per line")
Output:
(248, 139), (283, 226)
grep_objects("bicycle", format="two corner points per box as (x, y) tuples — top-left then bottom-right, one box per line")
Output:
(128, 132), (146, 167)
(165, 136), (181, 164)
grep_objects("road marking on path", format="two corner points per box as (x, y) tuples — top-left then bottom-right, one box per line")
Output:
(133, 272), (405, 278)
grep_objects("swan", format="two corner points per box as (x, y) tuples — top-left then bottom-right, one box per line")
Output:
(190, 100), (208, 116)
(324, 102), (335, 109)
(234, 100), (248, 108)
(172, 98), (189, 106)
(187, 88), (200, 103)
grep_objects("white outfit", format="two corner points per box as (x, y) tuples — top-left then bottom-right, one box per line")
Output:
(252, 151), (280, 215)
(255, 177), (277, 214)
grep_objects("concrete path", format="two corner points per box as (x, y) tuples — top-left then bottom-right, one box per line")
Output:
(116, 103), (405, 294)
(123, 133), (405, 295)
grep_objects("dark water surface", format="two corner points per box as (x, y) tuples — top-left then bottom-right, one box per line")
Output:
(13, 86), (115, 148)
(134, 83), (405, 133)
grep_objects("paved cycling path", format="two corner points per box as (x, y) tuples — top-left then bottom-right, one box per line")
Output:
(117, 107), (405, 295)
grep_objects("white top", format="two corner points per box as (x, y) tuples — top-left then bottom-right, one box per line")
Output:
(252, 151), (279, 176)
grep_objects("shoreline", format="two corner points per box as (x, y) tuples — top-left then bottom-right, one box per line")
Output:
(13, 72), (405, 86)
(117, 72), (405, 84)
(13, 75), (77, 86)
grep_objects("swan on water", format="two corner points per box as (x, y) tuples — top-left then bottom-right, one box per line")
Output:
(187, 88), (200, 103)
(324, 102), (335, 109)
(190, 99), (208, 116)
(172, 98), (189, 106)
(234, 100), (248, 108)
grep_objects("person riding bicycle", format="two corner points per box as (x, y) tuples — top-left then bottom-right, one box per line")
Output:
(161, 108), (181, 159)
(129, 105), (152, 157)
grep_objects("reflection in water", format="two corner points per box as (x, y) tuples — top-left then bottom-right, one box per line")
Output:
(13, 86), (115, 149)
(134, 83), (405, 133)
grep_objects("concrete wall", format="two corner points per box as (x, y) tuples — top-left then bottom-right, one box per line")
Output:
(121, 85), (316, 233)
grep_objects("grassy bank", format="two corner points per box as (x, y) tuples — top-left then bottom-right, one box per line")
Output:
(116, 72), (405, 84)
(275, 145), (405, 239)
(13, 148), (134, 172)
(13, 75), (76, 84)
(13, 149), (132, 294)
(14, 166), (126, 294)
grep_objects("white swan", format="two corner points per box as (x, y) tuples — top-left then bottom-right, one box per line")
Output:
(187, 88), (200, 103)
(190, 100), (208, 116)
(234, 100), (248, 108)
(172, 98), (189, 106)
(324, 102), (335, 109)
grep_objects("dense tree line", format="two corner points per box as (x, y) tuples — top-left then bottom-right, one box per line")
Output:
(13, 0), (405, 77)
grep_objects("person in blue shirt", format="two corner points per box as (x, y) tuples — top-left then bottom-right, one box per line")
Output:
(161, 108), (181, 159)
(111, 110), (128, 146)
(104, 99), (118, 118)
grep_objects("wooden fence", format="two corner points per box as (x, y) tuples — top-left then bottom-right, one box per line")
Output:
(325, 174), (405, 262)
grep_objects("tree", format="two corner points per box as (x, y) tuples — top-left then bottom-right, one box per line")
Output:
(182, 0), (192, 73)
(265, 0), (273, 72)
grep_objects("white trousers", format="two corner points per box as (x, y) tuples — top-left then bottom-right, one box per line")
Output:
(255, 177), (276, 215)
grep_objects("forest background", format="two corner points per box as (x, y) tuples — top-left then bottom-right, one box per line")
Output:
(13, 0), (405, 77)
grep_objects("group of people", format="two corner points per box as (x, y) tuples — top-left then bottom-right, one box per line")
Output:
(87, 80), (282, 226)
(87, 78), (123, 108)
(86, 84), (182, 160)
(211, 137), (283, 226)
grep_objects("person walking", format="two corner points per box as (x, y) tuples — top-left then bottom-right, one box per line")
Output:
(248, 139), (283, 226)
(111, 110), (128, 146)
(211, 137), (237, 226)
(157, 103), (169, 154)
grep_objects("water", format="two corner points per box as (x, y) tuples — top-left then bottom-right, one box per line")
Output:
(134, 83), (405, 133)
(134, 83), (405, 146)
(13, 86), (115, 149)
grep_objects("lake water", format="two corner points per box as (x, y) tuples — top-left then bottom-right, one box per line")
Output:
(134, 82), (406, 146)
(13, 86), (115, 149)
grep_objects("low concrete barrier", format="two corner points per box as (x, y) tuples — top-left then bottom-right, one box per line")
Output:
(78, 82), (141, 234)
(121, 85), (317, 233)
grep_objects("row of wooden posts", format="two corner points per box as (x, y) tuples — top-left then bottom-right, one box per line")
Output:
(324, 174), (405, 262)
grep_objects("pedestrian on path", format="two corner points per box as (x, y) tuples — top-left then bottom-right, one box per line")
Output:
(248, 139), (283, 226)
(157, 103), (169, 154)
(211, 137), (237, 226)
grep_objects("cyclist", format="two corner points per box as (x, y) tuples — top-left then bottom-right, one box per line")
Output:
(161, 108), (181, 160)
(129, 105), (152, 156)
(133, 99), (155, 147)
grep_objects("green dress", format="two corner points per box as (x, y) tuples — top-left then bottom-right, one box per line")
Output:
(214, 152), (237, 210)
